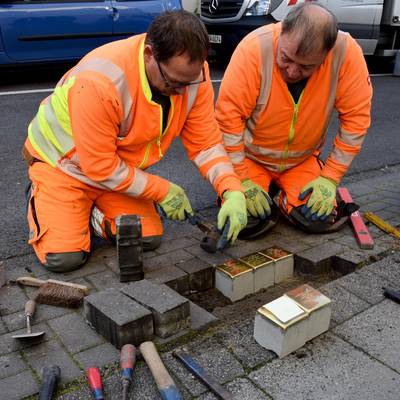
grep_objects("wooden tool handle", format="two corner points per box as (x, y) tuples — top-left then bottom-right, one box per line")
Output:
(17, 277), (46, 287)
(25, 300), (36, 317)
(139, 341), (183, 400)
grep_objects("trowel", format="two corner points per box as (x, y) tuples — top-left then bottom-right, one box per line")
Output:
(12, 299), (45, 339)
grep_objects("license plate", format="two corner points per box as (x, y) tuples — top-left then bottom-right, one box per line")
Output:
(209, 34), (222, 44)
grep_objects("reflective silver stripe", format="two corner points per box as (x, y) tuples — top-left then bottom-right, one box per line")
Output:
(338, 128), (365, 147)
(44, 98), (74, 153)
(228, 151), (245, 164)
(30, 117), (61, 165)
(223, 132), (243, 147)
(246, 152), (297, 172)
(125, 168), (148, 196)
(186, 83), (200, 118)
(194, 143), (227, 167)
(68, 57), (133, 137)
(206, 162), (234, 185)
(330, 147), (355, 166)
(100, 159), (130, 190)
(245, 140), (313, 159)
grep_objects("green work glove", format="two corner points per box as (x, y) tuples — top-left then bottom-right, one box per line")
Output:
(159, 182), (193, 221)
(242, 179), (272, 219)
(299, 176), (337, 220)
(217, 190), (247, 243)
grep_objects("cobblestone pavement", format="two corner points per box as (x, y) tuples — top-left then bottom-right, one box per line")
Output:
(1, 166), (399, 399)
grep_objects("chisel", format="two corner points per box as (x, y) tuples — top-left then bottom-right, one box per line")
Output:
(87, 367), (105, 400)
(38, 365), (61, 400)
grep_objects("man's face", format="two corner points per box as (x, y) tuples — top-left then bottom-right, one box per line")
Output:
(276, 33), (327, 84)
(144, 45), (204, 96)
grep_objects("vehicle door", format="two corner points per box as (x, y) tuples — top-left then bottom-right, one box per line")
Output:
(110, 0), (181, 39)
(0, 0), (114, 63)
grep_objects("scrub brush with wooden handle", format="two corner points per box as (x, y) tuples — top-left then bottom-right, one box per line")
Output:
(17, 277), (89, 308)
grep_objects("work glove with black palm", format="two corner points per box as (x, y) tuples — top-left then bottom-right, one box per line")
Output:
(242, 179), (273, 219)
(298, 176), (337, 221)
(217, 190), (247, 244)
(159, 182), (193, 221)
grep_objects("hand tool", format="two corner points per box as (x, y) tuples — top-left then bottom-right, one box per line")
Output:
(139, 341), (183, 400)
(364, 211), (400, 239)
(120, 344), (136, 400)
(383, 287), (400, 304)
(38, 365), (61, 400)
(187, 214), (230, 254)
(87, 367), (105, 400)
(116, 214), (144, 282)
(12, 299), (45, 339)
(337, 187), (374, 249)
(16, 276), (88, 308)
(173, 350), (236, 400)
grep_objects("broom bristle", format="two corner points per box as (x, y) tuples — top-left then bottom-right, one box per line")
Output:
(35, 282), (85, 308)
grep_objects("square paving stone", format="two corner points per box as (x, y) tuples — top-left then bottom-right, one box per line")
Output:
(189, 301), (218, 331)
(176, 258), (214, 292)
(319, 281), (370, 325)
(3, 252), (49, 280)
(0, 370), (39, 400)
(144, 250), (194, 273)
(185, 244), (232, 267)
(23, 339), (82, 384)
(225, 238), (278, 259)
(145, 265), (190, 295)
(248, 332), (400, 400)
(48, 312), (104, 354)
(364, 254), (400, 286)
(156, 237), (198, 254)
(75, 342), (119, 370)
(0, 284), (27, 316)
(0, 319), (7, 335)
(215, 318), (276, 369)
(334, 300), (400, 372)
(0, 352), (28, 379)
(86, 270), (125, 291)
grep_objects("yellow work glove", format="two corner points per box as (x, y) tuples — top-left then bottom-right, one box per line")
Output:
(217, 190), (247, 244)
(159, 182), (193, 221)
(242, 179), (272, 219)
(299, 176), (337, 220)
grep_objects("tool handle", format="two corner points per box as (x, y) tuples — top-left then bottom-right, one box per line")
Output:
(87, 367), (104, 400)
(383, 287), (400, 304)
(217, 220), (230, 251)
(38, 365), (61, 400)
(139, 341), (183, 400)
(17, 276), (46, 287)
(173, 351), (235, 400)
(121, 344), (136, 379)
(25, 299), (36, 317)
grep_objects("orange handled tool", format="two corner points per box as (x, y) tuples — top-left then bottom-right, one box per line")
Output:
(87, 367), (104, 400)
(120, 344), (136, 400)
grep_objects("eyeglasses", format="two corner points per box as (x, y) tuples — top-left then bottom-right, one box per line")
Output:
(156, 60), (206, 89)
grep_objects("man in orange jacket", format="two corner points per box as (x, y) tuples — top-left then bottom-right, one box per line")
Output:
(23, 10), (247, 272)
(216, 3), (372, 236)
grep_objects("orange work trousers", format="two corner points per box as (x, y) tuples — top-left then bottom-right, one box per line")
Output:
(244, 154), (328, 214)
(27, 162), (162, 264)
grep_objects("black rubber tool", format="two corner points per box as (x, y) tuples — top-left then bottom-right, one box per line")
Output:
(38, 365), (61, 400)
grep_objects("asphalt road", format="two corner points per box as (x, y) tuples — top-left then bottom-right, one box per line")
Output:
(0, 62), (399, 260)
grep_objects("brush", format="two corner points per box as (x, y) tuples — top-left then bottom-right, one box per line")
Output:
(16, 277), (89, 308)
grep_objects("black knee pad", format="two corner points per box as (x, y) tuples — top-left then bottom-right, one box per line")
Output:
(238, 205), (280, 240)
(45, 251), (88, 272)
(143, 235), (162, 251)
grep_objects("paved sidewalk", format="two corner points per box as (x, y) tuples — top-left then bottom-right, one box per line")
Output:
(0, 166), (399, 399)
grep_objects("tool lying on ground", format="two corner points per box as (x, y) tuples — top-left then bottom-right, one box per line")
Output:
(139, 341), (183, 400)
(16, 277), (88, 308)
(187, 214), (230, 254)
(38, 365), (61, 400)
(364, 211), (400, 239)
(173, 350), (235, 400)
(12, 299), (45, 339)
(87, 367), (105, 400)
(116, 214), (144, 282)
(337, 187), (374, 249)
(120, 344), (136, 400)
(383, 287), (400, 304)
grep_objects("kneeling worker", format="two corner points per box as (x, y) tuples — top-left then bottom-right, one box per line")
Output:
(23, 10), (247, 272)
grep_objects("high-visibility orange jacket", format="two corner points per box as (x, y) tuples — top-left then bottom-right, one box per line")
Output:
(216, 23), (372, 183)
(25, 34), (242, 202)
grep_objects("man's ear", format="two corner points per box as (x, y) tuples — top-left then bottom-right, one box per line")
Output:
(143, 44), (153, 63)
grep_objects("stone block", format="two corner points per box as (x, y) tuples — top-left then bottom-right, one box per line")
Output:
(176, 258), (214, 292)
(155, 237), (197, 254)
(0, 352), (28, 379)
(260, 246), (294, 283)
(84, 288), (153, 348)
(87, 270), (125, 291)
(0, 285), (27, 316)
(189, 301), (218, 331)
(145, 265), (189, 295)
(144, 249), (193, 273)
(0, 370), (39, 400)
(239, 252), (274, 292)
(365, 254), (400, 286)
(185, 244), (232, 266)
(75, 342), (119, 370)
(122, 280), (190, 338)
(254, 296), (308, 358)
(215, 260), (254, 302)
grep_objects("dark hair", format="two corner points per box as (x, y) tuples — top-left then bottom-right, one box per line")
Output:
(145, 10), (209, 63)
(282, 2), (338, 56)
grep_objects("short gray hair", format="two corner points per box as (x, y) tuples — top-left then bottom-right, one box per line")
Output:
(282, 2), (338, 56)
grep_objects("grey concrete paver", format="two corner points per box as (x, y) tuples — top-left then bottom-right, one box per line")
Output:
(145, 265), (190, 295)
(3, 252), (49, 280)
(176, 258), (213, 292)
(334, 299), (400, 372)
(86, 269), (125, 291)
(156, 237), (198, 254)
(0, 352), (28, 379)
(0, 318), (7, 335)
(249, 333), (400, 400)
(0, 370), (39, 400)
(144, 249), (194, 272)
(364, 253), (400, 286)
(186, 244), (232, 266)
(74, 342), (119, 370)
(0, 284), (27, 316)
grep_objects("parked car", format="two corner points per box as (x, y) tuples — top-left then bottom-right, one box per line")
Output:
(201, 0), (400, 60)
(0, 0), (181, 66)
